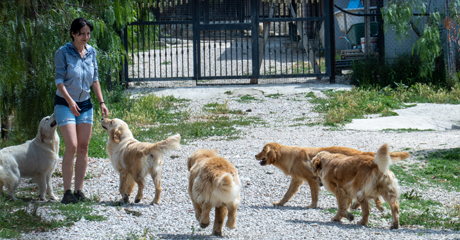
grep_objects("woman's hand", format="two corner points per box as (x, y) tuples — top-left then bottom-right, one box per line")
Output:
(100, 103), (109, 118)
(69, 100), (81, 116)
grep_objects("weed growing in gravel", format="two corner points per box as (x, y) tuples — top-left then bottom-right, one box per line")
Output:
(0, 195), (105, 238)
(237, 95), (263, 103)
(203, 101), (244, 115)
(265, 93), (284, 98)
(305, 92), (316, 98)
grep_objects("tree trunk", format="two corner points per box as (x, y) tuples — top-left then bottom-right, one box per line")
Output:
(1, 113), (10, 140)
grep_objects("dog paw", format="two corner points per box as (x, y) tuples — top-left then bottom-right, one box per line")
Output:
(150, 200), (160, 205)
(331, 216), (342, 222)
(357, 219), (368, 226)
(346, 212), (355, 221)
(226, 222), (236, 229)
(212, 231), (223, 236)
(49, 195), (57, 200)
(200, 222), (210, 229)
(135, 199), (141, 203)
(390, 222), (399, 229)
(305, 204), (317, 209)
(272, 201), (284, 206)
(376, 205), (385, 212)
(122, 194), (129, 203)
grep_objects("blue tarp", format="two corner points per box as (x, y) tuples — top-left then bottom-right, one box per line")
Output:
(347, 0), (364, 9)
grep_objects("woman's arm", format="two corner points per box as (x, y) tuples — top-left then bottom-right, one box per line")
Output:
(56, 83), (81, 116)
(91, 81), (109, 118)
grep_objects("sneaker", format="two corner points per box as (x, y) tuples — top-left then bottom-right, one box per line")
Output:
(74, 190), (89, 202)
(61, 190), (79, 204)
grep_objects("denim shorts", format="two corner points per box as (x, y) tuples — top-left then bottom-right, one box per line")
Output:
(54, 105), (93, 127)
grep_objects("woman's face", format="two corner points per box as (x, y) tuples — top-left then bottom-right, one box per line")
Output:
(72, 25), (91, 45)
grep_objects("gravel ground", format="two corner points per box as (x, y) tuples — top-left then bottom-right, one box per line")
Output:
(20, 84), (460, 239)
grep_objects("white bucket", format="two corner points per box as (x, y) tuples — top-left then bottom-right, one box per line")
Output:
(361, 37), (378, 53)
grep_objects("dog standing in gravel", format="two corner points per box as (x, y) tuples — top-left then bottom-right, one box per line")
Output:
(312, 143), (406, 229)
(255, 143), (410, 209)
(187, 149), (241, 236)
(101, 118), (180, 204)
(0, 114), (59, 200)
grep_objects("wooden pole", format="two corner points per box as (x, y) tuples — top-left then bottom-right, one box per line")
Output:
(364, 0), (370, 56)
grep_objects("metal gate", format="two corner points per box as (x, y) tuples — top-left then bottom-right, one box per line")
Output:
(123, 0), (333, 85)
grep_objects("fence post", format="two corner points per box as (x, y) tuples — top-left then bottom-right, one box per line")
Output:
(250, 0), (259, 84)
(324, 0), (335, 83)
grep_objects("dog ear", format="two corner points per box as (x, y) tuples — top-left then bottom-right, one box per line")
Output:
(312, 158), (322, 175)
(187, 157), (194, 171)
(267, 148), (278, 164)
(110, 128), (122, 143)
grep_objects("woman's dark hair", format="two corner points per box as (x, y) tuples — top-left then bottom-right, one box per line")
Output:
(70, 18), (93, 41)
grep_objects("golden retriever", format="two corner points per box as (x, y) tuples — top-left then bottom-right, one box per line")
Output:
(254, 143), (410, 208)
(312, 143), (405, 229)
(0, 114), (59, 200)
(187, 149), (241, 236)
(101, 118), (180, 204)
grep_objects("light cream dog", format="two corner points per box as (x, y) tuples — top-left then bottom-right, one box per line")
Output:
(101, 118), (180, 204)
(187, 149), (241, 236)
(312, 143), (406, 229)
(0, 114), (59, 200)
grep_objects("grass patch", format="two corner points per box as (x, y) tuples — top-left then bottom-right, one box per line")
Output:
(410, 148), (460, 191)
(224, 91), (233, 95)
(308, 83), (459, 126)
(305, 92), (316, 98)
(309, 87), (408, 126)
(137, 116), (265, 141)
(381, 189), (460, 230)
(289, 122), (322, 127)
(391, 148), (460, 191)
(203, 102), (244, 115)
(0, 195), (105, 238)
(265, 93), (284, 99)
(293, 117), (309, 121)
(236, 95), (263, 103)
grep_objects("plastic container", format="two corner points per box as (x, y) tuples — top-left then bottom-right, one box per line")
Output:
(361, 37), (378, 53)
(347, 22), (378, 46)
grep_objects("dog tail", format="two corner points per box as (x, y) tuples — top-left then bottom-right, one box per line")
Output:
(374, 143), (394, 173)
(153, 134), (181, 154)
(213, 173), (240, 204)
(389, 151), (411, 162)
(0, 154), (20, 189)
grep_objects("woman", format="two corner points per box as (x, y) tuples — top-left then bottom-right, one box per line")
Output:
(54, 18), (109, 204)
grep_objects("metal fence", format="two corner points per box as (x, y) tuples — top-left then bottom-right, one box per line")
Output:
(122, 0), (335, 86)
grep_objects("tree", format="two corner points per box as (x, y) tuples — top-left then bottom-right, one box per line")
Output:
(382, 0), (460, 81)
(0, 0), (135, 141)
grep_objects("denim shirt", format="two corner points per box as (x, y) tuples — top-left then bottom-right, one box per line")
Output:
(55, 42), (98, 102)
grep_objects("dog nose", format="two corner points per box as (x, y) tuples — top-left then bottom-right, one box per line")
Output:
(254, 155), (257, 158)
(101, 118), (104, 121)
